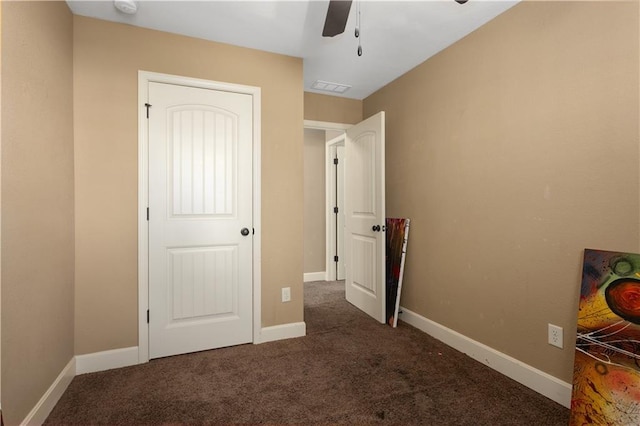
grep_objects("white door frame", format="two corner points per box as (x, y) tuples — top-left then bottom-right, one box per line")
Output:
(138, 71), (261, 363)
(303, 120), (350, 282)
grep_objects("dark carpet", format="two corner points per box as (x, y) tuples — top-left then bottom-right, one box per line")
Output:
(45, 281), (570, 425)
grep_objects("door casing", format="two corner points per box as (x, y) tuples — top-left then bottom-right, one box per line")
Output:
(138, 71), (261, 363)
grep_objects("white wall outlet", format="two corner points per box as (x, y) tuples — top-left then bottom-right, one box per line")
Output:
(281, 287), (291, 303)
(548, 324), (563, 349)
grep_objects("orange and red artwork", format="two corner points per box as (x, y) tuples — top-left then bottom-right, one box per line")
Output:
(385, 218), (410, 328)
(570, 249), (640, 425)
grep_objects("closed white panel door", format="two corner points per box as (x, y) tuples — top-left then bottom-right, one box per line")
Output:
(345, 112), (385, 323)
(148, 82), (253, 359)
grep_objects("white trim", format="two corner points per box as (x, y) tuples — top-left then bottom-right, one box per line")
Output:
(399, 307), (572, 408)
(304, 272), (326, 282)
(325, 142), (336, 282)
(252, 81), (263, 349)
(137, 72), (150, 363)
(303, 119), (351, 131)
(21, 357), (75, 426)
(76, 347), (139, 375)
(254, 322), (306, 344)
(138, 71), (261, 362)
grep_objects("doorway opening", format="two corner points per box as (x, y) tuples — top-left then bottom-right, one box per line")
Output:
(304, 113), (386, 324)
(325, 135), (345, 281)
(303, 120), (350, 284)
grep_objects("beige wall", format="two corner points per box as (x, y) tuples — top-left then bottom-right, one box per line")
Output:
(304, 92), (363, 124)
(1, 2), (75, 423)
(304, 129), (326, 274)
(74, 16), (304, 354)
(3, 3), (634, 420)
(364, 0), (639, 382)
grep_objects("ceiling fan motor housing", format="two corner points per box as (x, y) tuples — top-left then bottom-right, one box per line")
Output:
(322, 0), (353, 37)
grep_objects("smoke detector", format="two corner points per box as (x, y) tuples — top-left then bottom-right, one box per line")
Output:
(114, 0), (137, 15)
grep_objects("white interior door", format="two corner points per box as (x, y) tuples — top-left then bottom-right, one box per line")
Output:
(336, 145), (345, 280)
(148, 81), (253, 359)
(344, 112), (386, 323)
(325, 135), (346, 282)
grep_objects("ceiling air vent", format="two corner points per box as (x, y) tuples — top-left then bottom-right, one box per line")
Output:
(311, 80), (351, 94)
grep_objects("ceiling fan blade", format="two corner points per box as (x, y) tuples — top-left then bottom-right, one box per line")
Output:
(322, 0), (353, 37)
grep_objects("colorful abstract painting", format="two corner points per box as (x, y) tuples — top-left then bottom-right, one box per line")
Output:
(385, 218), (410, 328)
(570, 249), (640, 425)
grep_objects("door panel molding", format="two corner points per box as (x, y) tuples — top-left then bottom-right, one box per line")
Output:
(138, 71), (261, 363)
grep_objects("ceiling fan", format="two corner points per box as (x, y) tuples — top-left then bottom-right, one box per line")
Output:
(322, 0), (469, 38)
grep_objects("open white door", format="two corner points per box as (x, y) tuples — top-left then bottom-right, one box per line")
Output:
(344, 112), (385, 323)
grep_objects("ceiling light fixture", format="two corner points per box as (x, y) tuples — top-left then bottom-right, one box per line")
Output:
(114, 0), (138, 15)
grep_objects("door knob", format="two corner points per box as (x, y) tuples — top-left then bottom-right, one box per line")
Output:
(372, 225), (380, 232)
(241, 228), (250, 236)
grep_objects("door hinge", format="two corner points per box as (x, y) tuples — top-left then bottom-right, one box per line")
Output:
(145, 103), (152, 119)
(146, 309), (149, 323)
(333, 158), (339, 165)
(334, 255), (339, 262)
(333, 206), (339, 214)
(253, 228), (255, 235)
(146, 208), (149, 221)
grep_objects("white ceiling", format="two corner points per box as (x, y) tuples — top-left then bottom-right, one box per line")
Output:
(66, 0), (519, 100)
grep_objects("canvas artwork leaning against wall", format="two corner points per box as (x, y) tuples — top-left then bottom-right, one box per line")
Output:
(570, 249), (640, 425)
(385, 218), (410, 328)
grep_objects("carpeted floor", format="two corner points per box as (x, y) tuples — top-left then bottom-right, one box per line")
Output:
(45, 281), (570, 425)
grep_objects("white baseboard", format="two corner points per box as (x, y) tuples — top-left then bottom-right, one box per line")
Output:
(399, 307), (572, 408)
(76, 346), (139, 375)
(22, 326), (315, 425)
(304, 272), (326, 282)
(21, 357), (75, 426)
(255, 321), (306, 344)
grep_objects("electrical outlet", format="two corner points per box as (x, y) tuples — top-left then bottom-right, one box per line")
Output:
(548, 324), (563, 349)
(282, 287), (291, 303)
